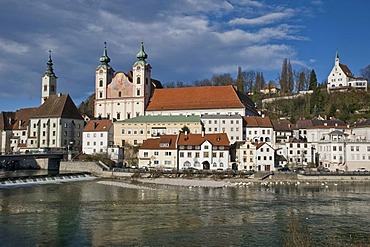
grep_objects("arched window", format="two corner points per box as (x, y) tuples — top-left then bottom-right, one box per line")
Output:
(265, 137), (270, 142)
(194, 161), (200, 167)
(118, 91), (122, 97)
(137, 89), (140, 96)
(137, 77), (141, 84)
(43, 85), (47, 91)
(99, 80), (103, 87)
(184, 161), (191, 167)
(50, 85), (55, 92)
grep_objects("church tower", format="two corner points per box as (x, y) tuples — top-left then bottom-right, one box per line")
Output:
(132, 41), (152, 109)
(41, 50), (57, 104)
(94, 42), (115, 118)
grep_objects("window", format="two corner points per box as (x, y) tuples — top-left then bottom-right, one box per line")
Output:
(195, 152), (200, 158)
(117, 113), (120, 120)
(213, 152), (217, 158)
(144, 152), (148, 157)
(44, 85), (47, 91)
(100, 141), (103, 145)
(204, 145), (209, 149)
(118, 91), (122, 97)
(53, 131), (56, 136)
(165, 152), (172, 156)
(180, 152), (184, 158)
(87, 142), (90, 146)
(99, 92), (103, 98)
(121, 129), (125, 134)
(137, 89), (140, 96)
(333, 146), (337, 151)
(356, 146), (360, 152)
(154, 160), (159, 165)
(220, 152), (224, 158)
(137, 77), (141, 84)
(43, 131), (46, 136)
(99, 80), (103, 87)
(204, 152), (209, 158)
(187, 152), (192, 158)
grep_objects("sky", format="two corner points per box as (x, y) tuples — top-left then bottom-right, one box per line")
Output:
(0, 0), (369, 112)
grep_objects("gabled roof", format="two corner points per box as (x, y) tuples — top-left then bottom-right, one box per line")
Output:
(271, 119), (292, 131)
(243, 116), (273, 128)
(254, 142), (274, 150)
(83, 119), (112, 132)
(32, 94), (83, 119)
(295, 119), (313, 129)
(0, 108), (37, 131)
(177, 132), (229, 146)
(140, 135), (178, 150)
(146, 85), (257, 114)
(339, 63), (354, 78)
(352, 118), (370, 128)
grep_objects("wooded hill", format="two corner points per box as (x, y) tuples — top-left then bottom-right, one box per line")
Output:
(78, 86), (370, 124)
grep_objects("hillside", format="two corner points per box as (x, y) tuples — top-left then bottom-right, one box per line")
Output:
(262, 86), (370, 123)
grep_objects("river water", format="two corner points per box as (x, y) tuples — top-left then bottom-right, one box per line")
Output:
(0, 175), (369, 246)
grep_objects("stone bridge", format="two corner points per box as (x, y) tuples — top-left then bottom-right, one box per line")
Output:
(0, 153), (65, 171)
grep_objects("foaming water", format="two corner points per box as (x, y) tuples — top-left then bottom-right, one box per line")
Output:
(0, 180), (369, 246)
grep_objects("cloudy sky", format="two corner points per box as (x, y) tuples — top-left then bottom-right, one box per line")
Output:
(1, 0), (369, 111)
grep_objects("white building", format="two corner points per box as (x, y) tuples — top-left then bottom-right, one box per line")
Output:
(83, 119), (113, 154)
(138, 135), (178, 169)
(177, 132), (230, 171)
(244, 116), (274, 143)
(201, 114), (243, 144)
(232, 140), (256, 171)
(327, 52), (368, 93)
(255, 142), (276, 171)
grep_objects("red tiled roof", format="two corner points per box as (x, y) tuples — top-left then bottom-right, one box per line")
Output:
(140, 135), (178, 150)
(0, 108), (37, 131)
(177, 132), (229, 146)
(83, 120), (112, 132)
(243, 116), (273, 128)
(146, 85), (254, 111)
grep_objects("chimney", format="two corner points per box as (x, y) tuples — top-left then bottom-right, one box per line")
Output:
(202, 130), (205, 137)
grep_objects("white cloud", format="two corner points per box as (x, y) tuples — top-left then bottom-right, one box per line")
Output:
(229, 9), (295, 26)
(0, 38), (29, 55)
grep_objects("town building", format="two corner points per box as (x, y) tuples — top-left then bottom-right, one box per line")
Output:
(327, 52), (368, 93)
(231, 140), (256, 171)
(83, 119), (113, 154)
(201, 114), (243, 144)
(138, 135), (178, 170)
(114, 115), (202, 146)
(254, 142), (276, 171)
(0, 53), (83, 154)
(244, 115), (274, 143)
(177, 132), (230, 170)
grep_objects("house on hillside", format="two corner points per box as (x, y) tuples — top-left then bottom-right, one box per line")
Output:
(327, 52), (368, 93)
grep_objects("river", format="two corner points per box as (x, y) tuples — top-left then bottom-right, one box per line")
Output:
(0, 174), (369, 246)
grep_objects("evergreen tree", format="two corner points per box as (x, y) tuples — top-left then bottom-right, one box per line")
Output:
(279, 58), (288, 93)
(309, 69), (318, 90)
(287, 60), (294, 93)
(243, 70), (256, 93)
(235, 66), (245, 93)
(296, 71), (306, 92)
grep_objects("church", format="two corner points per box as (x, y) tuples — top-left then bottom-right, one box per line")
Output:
(94, 42), (258, 121)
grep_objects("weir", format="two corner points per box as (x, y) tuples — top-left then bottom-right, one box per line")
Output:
(0, 172), (95, 187)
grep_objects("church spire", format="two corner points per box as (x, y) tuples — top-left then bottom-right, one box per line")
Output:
(136, 40), (148, 62)
(99, 41), (111, 66)
(45, 50), (55, 77)
(335, 50), (339, 65)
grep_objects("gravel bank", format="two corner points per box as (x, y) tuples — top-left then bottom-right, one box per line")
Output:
(137, 178), (236, 188)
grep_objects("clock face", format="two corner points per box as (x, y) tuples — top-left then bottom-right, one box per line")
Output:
(136, 65), (141, 71)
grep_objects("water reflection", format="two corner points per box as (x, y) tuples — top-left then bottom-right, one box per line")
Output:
(0, 180), (369, 246)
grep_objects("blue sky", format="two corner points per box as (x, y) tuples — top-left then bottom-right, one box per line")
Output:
(0, 0), (369, 112)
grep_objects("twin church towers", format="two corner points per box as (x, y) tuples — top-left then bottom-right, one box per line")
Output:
(41, 41), (158, 120)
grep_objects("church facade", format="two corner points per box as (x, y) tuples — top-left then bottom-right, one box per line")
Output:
(94, 42), (161, 121)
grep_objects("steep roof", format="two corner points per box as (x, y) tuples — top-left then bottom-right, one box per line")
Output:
(116, 115), (200, 123)
(32, 94), (83, 119)
(271, 119), (292, 131)
(146, 85), (257, 114)
(140, 135), (178, 150)
(177, 132), (229, 146)
(83, 119), (112, 132)
(243, 116), (273, 128)
(352, 118), (370, 128)
(0, 108), (37, 131)
(339, 63), (354, 78)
